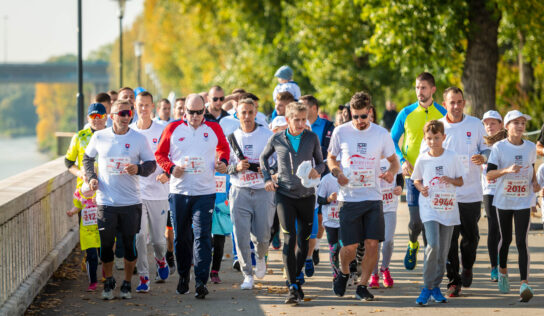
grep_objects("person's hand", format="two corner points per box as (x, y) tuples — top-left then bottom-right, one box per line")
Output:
(66, 207), (79, 217)
(337, 173), (349, 186)
(393, 186), (402, 196)
(328, 192), (338, 202)
(215, 161), (227, 174)
(505, 164), (522, 174)
(471, 154), (486, 165)
(265, 180), (278, 192)
(420, 185), (429, 197)
(124, 164), (138, 175)
(308, 168), (319, 179)
(89, 178), (99, 191)
(156, 173), (169, 184)
(402, 161), (413, 177)
(379, 171), (394, 183)
(271, 173), (278, 182)
(172, 166), (185, 178)
(439, 176), (452, 184)
(236, 159), (250, 172)
(533, 181), (540, 193)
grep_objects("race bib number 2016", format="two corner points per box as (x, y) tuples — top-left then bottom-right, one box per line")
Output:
(503, 179), (528, 197)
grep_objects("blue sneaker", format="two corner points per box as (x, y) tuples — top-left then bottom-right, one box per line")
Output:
(404, 242), (419, 270)
(490, 267), (498, 282)
(272, 232), (281, 250)
(498, 272), (509, 294)
(305, 259), (315, 277)
(519, 283), (534, 302)
(416, 288), (432, 306)
(156, 258), (169, 282)
(297, 271), (306, 285)
(136, 276), (150, 293)
(431, 287), (447, 303)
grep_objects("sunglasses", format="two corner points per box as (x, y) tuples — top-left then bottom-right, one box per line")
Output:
(112, 110), (133, 117)
(89, 113), (106, 119)
(186, 109), (205, 115)
(352, 114), (368, 120)
(212, 97), (225, 102)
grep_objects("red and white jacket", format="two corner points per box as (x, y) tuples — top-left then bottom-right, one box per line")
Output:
(155, 119), (230, 195)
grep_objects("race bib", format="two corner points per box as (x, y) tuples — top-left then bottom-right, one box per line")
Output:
(382, 188), (395, 206)
(327, 203), (340, 224)
(183, 156), (205, 174)
(349, 168), (375, 188)
(215, 175), (227, 193)
(82, 207), (97, 226)
(106, 157), (130, 175)
(502, 179), (529, 197)
(460, 155), (470, 174)
(430, 191), (455, 212)
(239, 171), (264, 187)
(487, 179), (497, 190)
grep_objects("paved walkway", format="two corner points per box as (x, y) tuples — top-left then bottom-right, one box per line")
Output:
(26, 202), (544, 315)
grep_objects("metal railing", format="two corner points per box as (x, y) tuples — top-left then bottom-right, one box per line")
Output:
(0, 157), (78, 314)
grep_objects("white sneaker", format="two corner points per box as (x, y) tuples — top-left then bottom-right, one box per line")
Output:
(255, 257), (266, 279)
(241, 275), (254, 290)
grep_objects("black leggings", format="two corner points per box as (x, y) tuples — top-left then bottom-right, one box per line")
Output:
(276, 193), (315, 284)
(86, 248), (99, 284)
(483, 195), (500, 267)
(211, 234), (226, 272)
(497, 208), (531, 281)
(269, 210), (280, 243)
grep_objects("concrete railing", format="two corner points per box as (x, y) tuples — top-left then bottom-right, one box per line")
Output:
(0, 157), (79, 316)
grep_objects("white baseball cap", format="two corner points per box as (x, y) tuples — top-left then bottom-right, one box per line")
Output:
(271, 116), (288, 130)
(503, 110), (531, 126)
(481, 110), (502, 123)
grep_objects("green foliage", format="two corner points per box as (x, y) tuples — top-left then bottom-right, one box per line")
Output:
(0, 84), (37, 136)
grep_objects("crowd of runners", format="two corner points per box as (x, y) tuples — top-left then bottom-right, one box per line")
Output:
(64, 68), (543, 306)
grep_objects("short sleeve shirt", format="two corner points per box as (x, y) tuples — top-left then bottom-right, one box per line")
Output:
(65, 128), (94, 188)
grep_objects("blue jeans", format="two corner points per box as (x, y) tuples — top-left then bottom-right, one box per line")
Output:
(169, 193), (215, 284)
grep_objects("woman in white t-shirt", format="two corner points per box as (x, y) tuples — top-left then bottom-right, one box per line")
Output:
(486, 110), (539, 302)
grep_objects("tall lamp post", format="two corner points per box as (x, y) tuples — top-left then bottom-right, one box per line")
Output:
(134, 41), (143, 87)
(113, 0), (128, 88)
(76, 0), (84, 130)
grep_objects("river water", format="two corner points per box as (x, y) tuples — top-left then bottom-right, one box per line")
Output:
(0, 136), (51, 181)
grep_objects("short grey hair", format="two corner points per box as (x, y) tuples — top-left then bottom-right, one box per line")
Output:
(286, 102), (308, 119)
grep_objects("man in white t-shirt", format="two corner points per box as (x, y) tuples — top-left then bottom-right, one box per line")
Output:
(155, 94), (230, 299)
(421, 87), (488, 296)
(83, 99), (157, 300)
(129, 92), (171, 293)
(328, 91), (399, 301)
(227, 98), (275, 290)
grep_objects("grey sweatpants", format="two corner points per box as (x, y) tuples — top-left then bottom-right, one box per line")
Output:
(423, 221), (454, 289)
(136, 199), (169, 277)
(373, 212), (397, 274)
(230, 186), (275, 276)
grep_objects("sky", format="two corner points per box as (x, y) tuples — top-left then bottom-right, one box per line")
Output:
(0, 0), (144, 63)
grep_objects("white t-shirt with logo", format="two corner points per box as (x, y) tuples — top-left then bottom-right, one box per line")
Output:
(85, 127), (155, 206)
(229, 126), (273, 189)
(421, 115), (487, 203)
(328, 122), (396, 202)
(220, 114), (270, 137)
(411, 150), (465, 226)
(488, 139), (536, 210)
(481, 164), (498, 195)
(130, 121), (169, 200)
(317, 173), (340, 228)
(380, 158), (401, 213)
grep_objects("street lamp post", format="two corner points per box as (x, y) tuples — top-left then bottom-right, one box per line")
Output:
(134, 41), (143, 87)
(76, 0), (84, 130)
(113, 0), (128, 88)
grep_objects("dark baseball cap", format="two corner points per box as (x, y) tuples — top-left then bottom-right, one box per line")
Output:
(88, 103), (107, 115)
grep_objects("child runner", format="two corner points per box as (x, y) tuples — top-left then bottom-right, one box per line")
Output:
(67, 184), (101, 292)
(486, 110), (539, 302)
(480, 110), (504, 282)
(317, 172), (340, 279)
(210, 172), (232, 284)
(411, 120), (465, 305)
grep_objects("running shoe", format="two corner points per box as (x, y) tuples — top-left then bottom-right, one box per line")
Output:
(210, 270), (222, 284)
(519, 283), (534, 302)
(285, 284), (301, 304)
(416, 288), (432, 306)
(296, 280), (305, 300)
(272, 232), (281, 250)
(296, 271), (305, 286)
(136, 276), (150, 293)
(176, 278), (190, 295)
(490, 266), (498, 282)
(120, 280), (132, 299)
(195, 281), (209, 299)
(333, 273), (349, 297)
(461, 268), (473, 288)
(355, 285), (375, 301)
(241, 274), (254, 290)
(156, 258), (169, 282)
(404, 241), (419, 270)
(446, 284), (461, 297)
(305, 258), (315, 277)
(165, 251), (176, 275)
(232, 260), (241, 272)
(369, 273), (380, 289)
(381, 267), (394, 288)
(102, 277), (116, 300)
(498, 272), (509, 294)
(313, 248), (320, 265)
(431, 287), (448, 303)
(255, 257), (266, 279)
(87, 282), (98, 292)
